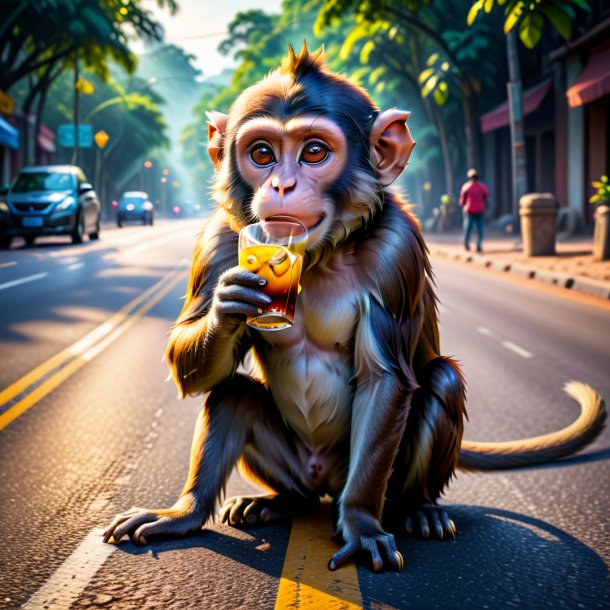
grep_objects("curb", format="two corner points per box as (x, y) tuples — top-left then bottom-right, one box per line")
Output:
(430, 247), (610, 300)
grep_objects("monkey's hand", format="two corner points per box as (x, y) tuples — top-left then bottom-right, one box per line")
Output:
(102, 493), (207, 545)
(210, 267), (272, 325)
(330, 509), (404, 573)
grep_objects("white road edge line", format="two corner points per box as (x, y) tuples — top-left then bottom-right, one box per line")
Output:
(0, 272), (48, 291)
(68, 262), (85, 271)
(21, 528), (116, 610)
(502, 340), (533, 359)
(476, 326), (495, 337)
(0, 261), (17, 269)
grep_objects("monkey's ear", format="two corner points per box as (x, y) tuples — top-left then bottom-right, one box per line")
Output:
(370, 109), (415, 187)
(206, 111), (228, 173)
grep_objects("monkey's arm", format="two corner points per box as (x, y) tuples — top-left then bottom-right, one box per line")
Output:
(331, 294), (419, 572)
(166, 211), (270, 396)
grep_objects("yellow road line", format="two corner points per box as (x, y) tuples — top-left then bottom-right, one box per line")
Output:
(275, 503), (362, 610)
(0, 268), (187, 431)
(0, 265), (184, 409)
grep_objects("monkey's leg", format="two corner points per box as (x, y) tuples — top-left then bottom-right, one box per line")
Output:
(384, 357), (465, 540)
(218, 381), (320, 526)
(104, 374), (307, 544)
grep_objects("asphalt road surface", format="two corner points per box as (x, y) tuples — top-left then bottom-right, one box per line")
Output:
(0, 219), (608, 609)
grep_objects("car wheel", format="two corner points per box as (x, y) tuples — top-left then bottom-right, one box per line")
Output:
(0, 234), (12, 249)
(89, 219), (100, 240)
(24, 235), (36, 246)
(150, 215), (154, 226)
(117, 216), (123, 228)
(71, 213), (84, 244)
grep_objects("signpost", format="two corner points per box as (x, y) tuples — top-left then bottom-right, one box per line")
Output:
(57, 124), (93, 148)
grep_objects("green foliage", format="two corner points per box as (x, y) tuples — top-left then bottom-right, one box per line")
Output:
(590, 176), (610, 206)
(467, 0), (591, 48)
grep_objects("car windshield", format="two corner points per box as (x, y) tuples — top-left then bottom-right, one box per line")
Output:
(12, 172), (75, 193)
(120, 197), (146, 206)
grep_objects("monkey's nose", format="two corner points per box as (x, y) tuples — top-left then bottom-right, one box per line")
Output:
(271, 176), (296, 199)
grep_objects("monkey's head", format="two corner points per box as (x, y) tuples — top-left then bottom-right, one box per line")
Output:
(207, 43), (415, 263)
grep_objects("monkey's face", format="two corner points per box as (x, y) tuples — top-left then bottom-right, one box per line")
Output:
(235, 116), (348, 249)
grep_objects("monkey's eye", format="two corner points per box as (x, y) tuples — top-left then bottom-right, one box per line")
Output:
(250, 143), (276, 166)
(300, 142), (329, 165)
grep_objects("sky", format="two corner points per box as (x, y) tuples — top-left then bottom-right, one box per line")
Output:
(144, 0), (284, 78)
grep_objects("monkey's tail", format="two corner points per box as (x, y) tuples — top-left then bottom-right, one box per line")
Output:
(458, 381), (606, 470)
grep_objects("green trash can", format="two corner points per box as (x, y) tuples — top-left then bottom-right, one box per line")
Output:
(519, 193), (558, 256)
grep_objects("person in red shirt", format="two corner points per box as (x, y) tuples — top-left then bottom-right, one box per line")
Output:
(459, 168), (490, 252)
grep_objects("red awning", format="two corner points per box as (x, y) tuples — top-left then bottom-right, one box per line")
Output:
(480, 79), (552, 133)
(38, 123), (56, 153)
(567, 44), (610, 108)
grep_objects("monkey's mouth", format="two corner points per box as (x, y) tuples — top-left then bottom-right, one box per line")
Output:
(266, 214), (326, 232)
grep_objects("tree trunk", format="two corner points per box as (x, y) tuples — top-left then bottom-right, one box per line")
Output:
(506, 29), (528, 227)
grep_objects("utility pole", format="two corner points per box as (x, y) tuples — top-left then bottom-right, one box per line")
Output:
(506, 29), (528, 231)
(72, 56), (80, 165)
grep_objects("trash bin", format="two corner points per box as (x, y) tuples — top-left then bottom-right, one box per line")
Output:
(519, 193), (558, 256)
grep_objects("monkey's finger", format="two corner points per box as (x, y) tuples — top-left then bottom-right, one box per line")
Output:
(403, 515), (414, 534)
(229, 498), (249, 524)
(440, 512), (454, 539)
(429, 510), (444, 539)
(111, 512), (157, 545)
(328, 539), (360, 571)
(416, 510), (430, 538)
(216, 301), (265, 317)
(377, 535), (403, 572)
(362, 539), (384, 573)
(103, 513), (138, 543)
(219, 500), (236, 524)
(218, 284), (272, 307)
(221, 269), (267, 287)
(133, 517), (194, 545)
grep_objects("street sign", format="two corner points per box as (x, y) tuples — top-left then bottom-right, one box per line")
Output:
(0, 90), (15, 115)
(57, 124), (93, 148)
(94, 130), (109, 149)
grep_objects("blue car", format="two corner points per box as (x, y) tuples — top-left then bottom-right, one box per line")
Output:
(0, 165), (101, 248)
(117, 191), (154, 227)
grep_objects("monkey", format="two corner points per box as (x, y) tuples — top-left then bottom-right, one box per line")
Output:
(103, 44), (606, 573)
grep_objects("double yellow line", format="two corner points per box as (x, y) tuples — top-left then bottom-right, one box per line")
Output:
(0, 263), (188, 431)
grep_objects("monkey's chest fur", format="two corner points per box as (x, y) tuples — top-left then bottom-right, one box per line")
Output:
(253, 257), (359, 453)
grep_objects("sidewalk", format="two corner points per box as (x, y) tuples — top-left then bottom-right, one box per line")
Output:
(425, 230), (610, 301)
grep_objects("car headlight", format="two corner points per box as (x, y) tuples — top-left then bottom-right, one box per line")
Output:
(143, 202), (153, 211)
(55, 195), (76, 212)
(0, 201), (9, 214)
(126, 203), (135, 211)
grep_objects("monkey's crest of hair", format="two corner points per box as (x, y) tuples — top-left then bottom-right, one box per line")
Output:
(280, 42), (325, 79)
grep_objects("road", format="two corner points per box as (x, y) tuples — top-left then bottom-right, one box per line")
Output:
(0, 219), (608, 609)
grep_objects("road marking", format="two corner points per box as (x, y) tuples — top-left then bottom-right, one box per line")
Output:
(502, 340), (533, 359)
(476, 326), (495, 338)
(275, 504), (362, 609)
(0, 261), (17, 269)
(68, 262), (85, 271)
(0, 272), (48, 291)
(21, 529), (116, 610)
(0, 262), (188, 430)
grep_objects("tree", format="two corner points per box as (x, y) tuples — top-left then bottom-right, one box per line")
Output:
(468, 0), (592, 222)
(0, 0), (177, 163)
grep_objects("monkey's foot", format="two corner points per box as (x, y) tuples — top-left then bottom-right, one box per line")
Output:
(103, 494), (206, 545)
(401, 504), (456, 540)
(220, 492), (319, 526)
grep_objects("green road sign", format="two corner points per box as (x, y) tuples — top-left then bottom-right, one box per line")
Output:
(57, 124), (93, 148)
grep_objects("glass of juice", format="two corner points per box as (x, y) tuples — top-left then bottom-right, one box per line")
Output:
(238, 219), (308, 330)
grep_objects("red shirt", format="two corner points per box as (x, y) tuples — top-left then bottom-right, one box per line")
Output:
(459, 180), (489, 214)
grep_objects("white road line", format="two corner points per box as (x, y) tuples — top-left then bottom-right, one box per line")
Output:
(67, 262), (85, 271)
(477, 326), (495, 337)
(0, 272), (48, 291)
(0, 261), (17, 269)
(21, 528), (116, 610)
(502, 340), (533, 359)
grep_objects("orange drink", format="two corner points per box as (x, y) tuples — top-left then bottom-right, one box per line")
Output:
(238, 220), (308, 330)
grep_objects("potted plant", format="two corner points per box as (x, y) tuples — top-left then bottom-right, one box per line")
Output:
(591, 175), (610, 261)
